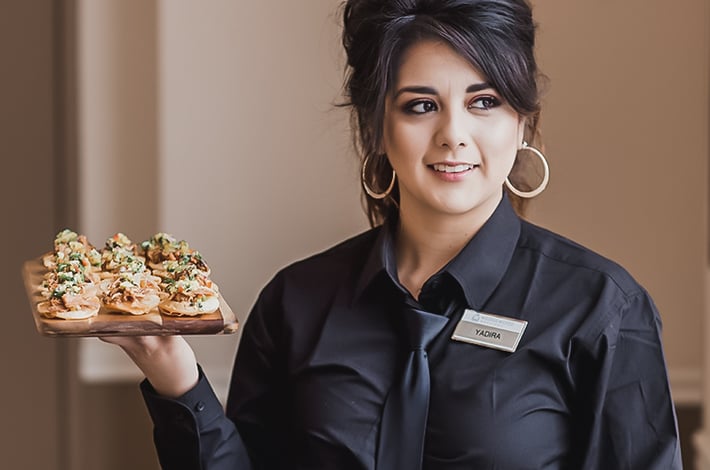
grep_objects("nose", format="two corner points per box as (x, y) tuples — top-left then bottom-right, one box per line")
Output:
(435, 107), (470, 149)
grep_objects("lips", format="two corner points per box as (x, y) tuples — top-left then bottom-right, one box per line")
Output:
(430, 163), (478, 173)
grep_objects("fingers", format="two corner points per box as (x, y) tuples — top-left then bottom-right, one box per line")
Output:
(99, 334), (181, 358)
(95, 335), (198, 397)
(100, 334), (158, 350)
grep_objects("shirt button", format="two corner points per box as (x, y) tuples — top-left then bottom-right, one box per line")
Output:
(194, 401), (206, 412)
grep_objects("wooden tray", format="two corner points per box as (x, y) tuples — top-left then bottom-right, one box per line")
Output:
(22, 258), (238, 337)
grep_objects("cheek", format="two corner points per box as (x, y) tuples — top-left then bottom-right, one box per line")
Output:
(383, 121), (425, 164)
(479, 126), (519, 174)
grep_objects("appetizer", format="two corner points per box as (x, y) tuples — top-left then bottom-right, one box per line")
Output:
(98, 233), (165, 315)
(101, 270), (164, 315)
(99, 232), (146, 279)
(35, 229), (221, 319)
(158, 263), (219, 316)
(38, 230), (102, 319)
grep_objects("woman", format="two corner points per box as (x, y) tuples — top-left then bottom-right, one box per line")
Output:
(107, 0), (682, 468)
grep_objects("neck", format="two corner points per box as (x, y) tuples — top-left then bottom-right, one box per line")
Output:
(394, 193), (502, 299)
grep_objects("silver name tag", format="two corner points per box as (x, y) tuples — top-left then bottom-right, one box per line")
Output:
(451, 309), (527, 353)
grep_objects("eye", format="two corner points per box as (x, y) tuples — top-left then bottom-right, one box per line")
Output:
(469, 96), (501, 110)
(404, 100), (438, 114)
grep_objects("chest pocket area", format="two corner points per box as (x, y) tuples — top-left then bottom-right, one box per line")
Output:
(425, 346), (573, 468)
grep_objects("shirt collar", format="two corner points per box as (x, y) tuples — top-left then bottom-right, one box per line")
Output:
(354, 194), (521, 309)
(446, 195), (521, 309)
(354, 219), (399, 301)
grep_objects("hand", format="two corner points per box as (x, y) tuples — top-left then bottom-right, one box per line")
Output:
(101, 335), (199, 398)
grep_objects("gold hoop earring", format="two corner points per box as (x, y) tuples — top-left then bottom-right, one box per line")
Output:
(362, 155), (396, 200)
(505, 141), (550, 198)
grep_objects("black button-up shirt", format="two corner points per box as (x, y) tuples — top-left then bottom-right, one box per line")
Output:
(142, 194), (681, 469)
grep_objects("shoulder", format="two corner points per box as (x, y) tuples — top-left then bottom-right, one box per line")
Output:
(245, 227), (381, 345)
(258, 226), (380, 301)
(517, 219), (644, 299)
(515, 220), (660, 345)
(280, 227), (380, 280)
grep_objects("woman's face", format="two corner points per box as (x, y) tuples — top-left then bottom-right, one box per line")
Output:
(383, 40), (524, 222)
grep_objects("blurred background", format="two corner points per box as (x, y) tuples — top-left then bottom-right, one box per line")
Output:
(1, 0), (707, 468)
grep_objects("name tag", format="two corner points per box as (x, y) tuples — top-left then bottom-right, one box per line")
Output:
(451, 309), (527, 353)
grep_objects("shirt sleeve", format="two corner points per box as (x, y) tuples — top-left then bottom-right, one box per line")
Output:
(578, 290), (682, 469)
(224, 273), (291, 469)
(141, 273), (289, 470)
(141, 365), (253, 470)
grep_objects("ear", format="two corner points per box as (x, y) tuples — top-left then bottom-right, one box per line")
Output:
(378, 123), (389, 155)
(377, 142), (386, 156)
(517, 116), (527, 146)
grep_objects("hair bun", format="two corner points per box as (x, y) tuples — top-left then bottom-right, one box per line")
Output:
(340, 0), (542, 225)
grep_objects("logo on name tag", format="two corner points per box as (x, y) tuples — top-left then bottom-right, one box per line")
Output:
(451, 309), (527, 353)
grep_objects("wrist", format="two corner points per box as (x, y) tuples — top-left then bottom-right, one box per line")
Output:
(124, 336), (199, 398)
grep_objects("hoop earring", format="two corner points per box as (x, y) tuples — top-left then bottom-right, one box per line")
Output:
(505, 141), (550, 198)
(362, 155), (396, 200)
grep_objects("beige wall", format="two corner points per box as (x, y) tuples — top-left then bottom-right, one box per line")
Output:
(0, 1), (62, 469)
(531, 0), (708, 401)
(4, 1), (706, 469)
(155, 0), (366, 397)
(72, 1), (162, 469)
(74, 0), (360, 468)
(77, 0), (158, 242)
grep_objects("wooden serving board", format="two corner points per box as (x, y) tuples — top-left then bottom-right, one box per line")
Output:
(22, 258), (239, 337)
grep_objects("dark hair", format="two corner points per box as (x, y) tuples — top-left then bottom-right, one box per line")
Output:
(340, 0), (543, 226)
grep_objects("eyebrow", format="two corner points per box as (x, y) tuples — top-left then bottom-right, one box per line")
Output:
(393, 82), (493, 99)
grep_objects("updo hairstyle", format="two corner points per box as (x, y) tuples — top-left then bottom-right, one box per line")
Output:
(341, 0), (543, 226)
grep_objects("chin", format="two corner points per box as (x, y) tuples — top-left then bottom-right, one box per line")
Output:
(433, 193), (501, 218)
(431, 201), (483, 217)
